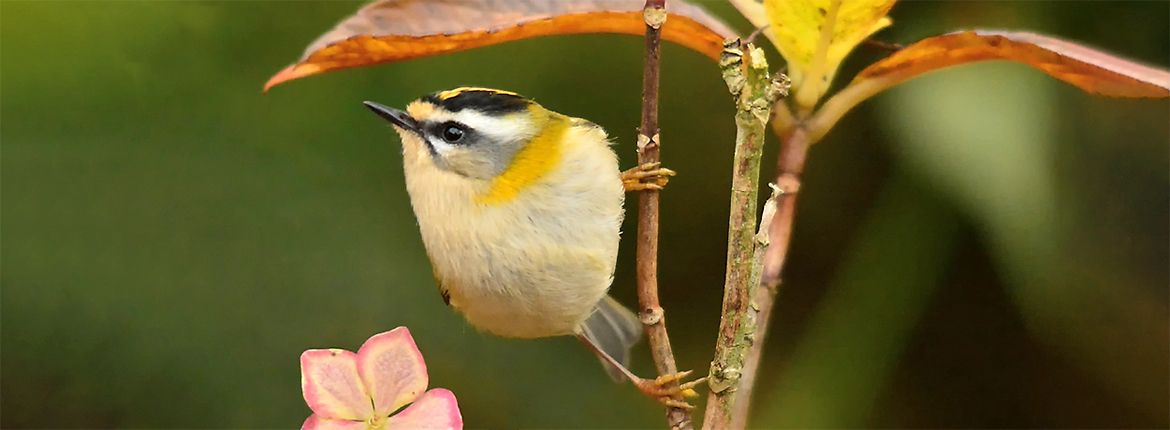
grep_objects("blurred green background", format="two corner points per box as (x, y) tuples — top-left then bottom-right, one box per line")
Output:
(2, 1), (1167, 428)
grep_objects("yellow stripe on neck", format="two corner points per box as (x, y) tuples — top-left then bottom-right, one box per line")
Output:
(477, 109), (567, 205)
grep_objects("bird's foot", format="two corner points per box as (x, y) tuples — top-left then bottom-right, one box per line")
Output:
(622, 162), (676, 192)
(577, 333), (705, 409)
(631, 370), (707, 409)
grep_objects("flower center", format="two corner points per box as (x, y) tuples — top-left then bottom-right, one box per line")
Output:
(366, 414), (388, 430)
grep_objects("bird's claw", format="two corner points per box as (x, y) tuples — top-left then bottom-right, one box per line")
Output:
(622, 162), (677, 192)
(633, 369), (708, 410)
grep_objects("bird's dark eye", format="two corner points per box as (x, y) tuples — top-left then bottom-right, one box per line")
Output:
(441, 122), (465, 142)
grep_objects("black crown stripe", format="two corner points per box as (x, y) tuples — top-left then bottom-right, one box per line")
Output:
(423, 90), (530, 115)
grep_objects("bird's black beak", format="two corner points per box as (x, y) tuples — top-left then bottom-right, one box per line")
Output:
(363, 101), (420, 134)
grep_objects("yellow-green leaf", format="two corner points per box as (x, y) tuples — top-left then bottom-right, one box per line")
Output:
(764, 0), (895, 108)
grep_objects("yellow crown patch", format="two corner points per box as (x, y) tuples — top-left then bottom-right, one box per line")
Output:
(437, 87), (521, 101)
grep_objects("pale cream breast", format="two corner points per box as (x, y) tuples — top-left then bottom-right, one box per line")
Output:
(400, 122), (624, 338)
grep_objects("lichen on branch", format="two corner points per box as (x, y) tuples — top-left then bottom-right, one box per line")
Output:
(702, 39), (789, 430)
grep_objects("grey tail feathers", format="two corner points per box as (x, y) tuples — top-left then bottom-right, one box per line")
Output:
(580, 295), (643, 382)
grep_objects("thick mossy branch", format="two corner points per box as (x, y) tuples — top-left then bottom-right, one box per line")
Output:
(702, 39), (789, 430)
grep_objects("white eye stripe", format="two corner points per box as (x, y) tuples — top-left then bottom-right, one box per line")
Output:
(427, 110), (534, 143)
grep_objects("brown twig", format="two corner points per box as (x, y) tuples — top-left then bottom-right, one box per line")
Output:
(633, 1), (690, 429)
(745, 25), (771, 45)
(862, 38), (905, 52)
(761, 122), (811, 288)
(702, 40), (789, 430)
(728, 184), (783, 429)
(726, 119), (811, 428)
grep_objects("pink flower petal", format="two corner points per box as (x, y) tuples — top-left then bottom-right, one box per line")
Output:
(301, 349), (374, 420)
(356, 327), (429, 415)
(302, 414), (367, 430)
(386, 389), (462, 430)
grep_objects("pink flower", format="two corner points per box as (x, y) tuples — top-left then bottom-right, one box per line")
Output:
(300, 327), (462, 430)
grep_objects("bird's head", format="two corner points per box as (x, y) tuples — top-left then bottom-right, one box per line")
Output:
(364, 87), (564, 180)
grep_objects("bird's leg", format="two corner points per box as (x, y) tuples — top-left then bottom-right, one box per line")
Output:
(576, 335), (706, 409)
(621, 162), (676, 192)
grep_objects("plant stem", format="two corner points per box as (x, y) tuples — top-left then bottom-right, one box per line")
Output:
(761, 123), (811, 287)
(633, 1), (690, 429)
(703, 40), (788, 430)
(728, 185), (783, 429)
(727, 120), (811, 428)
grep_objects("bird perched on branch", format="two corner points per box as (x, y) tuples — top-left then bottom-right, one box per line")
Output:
(363, 87), (699, 407)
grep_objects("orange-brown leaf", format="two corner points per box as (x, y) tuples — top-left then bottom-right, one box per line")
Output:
(855, 30), (1170, 98)
(805, 30), (1169, 142)
(264, 0), (736, 91)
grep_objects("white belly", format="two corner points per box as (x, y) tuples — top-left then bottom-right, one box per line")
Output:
(402, 133), (624, 338)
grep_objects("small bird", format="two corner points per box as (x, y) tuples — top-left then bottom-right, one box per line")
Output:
(363, 87), (698, 407)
